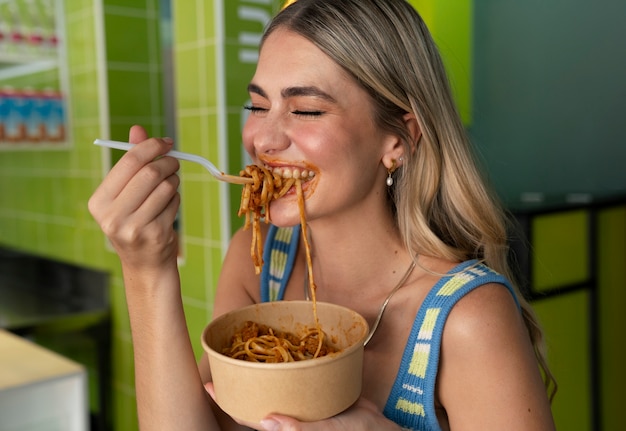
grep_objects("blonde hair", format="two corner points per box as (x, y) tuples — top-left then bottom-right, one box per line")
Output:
(265, 0), (556, 400)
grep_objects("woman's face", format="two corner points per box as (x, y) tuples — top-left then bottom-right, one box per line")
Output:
(242, 28), (396, 226)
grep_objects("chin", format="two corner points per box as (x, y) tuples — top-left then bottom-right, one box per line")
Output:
(264, 201), (302, 227)
(266, 214), (302, 228)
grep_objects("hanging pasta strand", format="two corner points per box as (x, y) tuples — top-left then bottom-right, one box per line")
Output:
(238, 165), (290, 274)
(295, 178), (324, 358)
(229, 166), (328, 362)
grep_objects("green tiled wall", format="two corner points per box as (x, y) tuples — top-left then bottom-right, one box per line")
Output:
(172, 0), (283, 365)
(0, 0), (164, 429)
(101, 1), (166, 429)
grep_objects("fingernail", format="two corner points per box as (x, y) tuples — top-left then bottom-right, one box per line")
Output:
(260, 418), (280, 431)
(163, 137), (174, 145)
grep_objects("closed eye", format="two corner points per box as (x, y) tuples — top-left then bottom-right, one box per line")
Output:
(292, 110), (324, 118)
(244, 105), (267, 114)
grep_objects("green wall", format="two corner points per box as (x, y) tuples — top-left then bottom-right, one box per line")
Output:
(0, 0), (166, 429)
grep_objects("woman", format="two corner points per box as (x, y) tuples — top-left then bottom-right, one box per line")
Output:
(89, 0), (556, 429)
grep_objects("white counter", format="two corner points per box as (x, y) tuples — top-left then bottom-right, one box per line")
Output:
(0, 329), (88, 431)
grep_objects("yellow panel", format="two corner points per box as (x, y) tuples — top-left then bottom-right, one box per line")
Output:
(533, 291), (591, 431)
(532, 210), (589, 291)
(597, 206), (626, 431)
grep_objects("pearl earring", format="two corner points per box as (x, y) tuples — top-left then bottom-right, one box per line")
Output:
(386, 159), (397, 187)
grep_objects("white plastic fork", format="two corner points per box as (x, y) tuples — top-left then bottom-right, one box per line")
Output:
(94, 139), (253, 185)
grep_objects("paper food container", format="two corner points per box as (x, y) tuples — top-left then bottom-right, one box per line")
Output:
(201, 300), (369, 425)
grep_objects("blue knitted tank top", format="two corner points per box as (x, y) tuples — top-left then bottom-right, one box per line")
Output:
(259, 225), (518, 430)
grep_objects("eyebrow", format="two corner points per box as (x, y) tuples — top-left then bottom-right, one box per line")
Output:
(247, 83), (337, 103)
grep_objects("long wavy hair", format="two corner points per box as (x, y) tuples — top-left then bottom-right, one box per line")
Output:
(265, 0), (556, 400)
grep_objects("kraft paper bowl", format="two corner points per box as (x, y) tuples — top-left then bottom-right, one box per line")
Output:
(201, 300), (369, 425)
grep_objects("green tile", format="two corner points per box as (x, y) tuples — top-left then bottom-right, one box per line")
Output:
(174, 47), (202, 109)
(207, 245), (224, 300)
(205, 180), (223, 241)
(66, 14), (98, 67)
(177, 114), (203, 157)
(68, 72), (100, 121)
(180, 179), (206, 238)
(105, 14), (151, 64)
(182, 301), (210, 360)
(17, 219), (41, 252)
(202, 113), (220, 162)
(179, 243), (205, 290)
(111, 280), (132, 335)
(107, 70), (156, 117)
(173, 0), (199, 45)
(201, 0), (217, 40)
(46, 223), (74, 261)
(112, 388), (139, 431)
(0, 215), (18, 246)
(105, 0), (150, 9)
(112, 336), (135, 389)
(108, 123), (133, 143)
(201, 44), (218, 107)
(224, 43), (257, 105)
(64, 0), (92, 15)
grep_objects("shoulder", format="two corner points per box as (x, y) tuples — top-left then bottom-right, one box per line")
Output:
(445, 280), (520, 340)
(436, 281), (555, 429)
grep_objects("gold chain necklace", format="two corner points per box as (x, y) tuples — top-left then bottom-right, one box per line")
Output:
(304, 258), (417, 347)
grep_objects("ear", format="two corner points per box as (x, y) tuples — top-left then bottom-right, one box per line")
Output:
(381, 112), (421, 170)
(402, 112), (421, 156)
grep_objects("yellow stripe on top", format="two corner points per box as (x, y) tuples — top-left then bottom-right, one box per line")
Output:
(417, 308), (441, 340)
(408, 343), (431, 379)
(437, 273), (473, 296)
(395, 397), (426, 418)
(268, 249), (288, 301)
(408, 308), (440, 379)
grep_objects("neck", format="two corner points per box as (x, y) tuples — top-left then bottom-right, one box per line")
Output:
(303, 215), (412, 296)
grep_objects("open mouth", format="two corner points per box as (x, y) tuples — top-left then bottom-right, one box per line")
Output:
(238, 163), (316, 274)
(263, 165), (316, 182)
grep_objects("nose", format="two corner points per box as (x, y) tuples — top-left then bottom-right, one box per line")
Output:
(242, 109), (290, 158)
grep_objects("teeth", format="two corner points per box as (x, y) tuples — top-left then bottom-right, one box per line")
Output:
(267, 166), (315, 180)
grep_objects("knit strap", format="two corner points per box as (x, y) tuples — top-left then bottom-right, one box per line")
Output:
(260, 225), (301, 302)
(383, 260), (517, 430)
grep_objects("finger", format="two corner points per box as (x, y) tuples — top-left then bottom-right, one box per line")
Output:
(129, 124), (149, 144)
(107, 189), (180, 254)
(102, 137), (176, 199)
(204, 382), (216, 401)
(130, 172), (181, 225)
(90, 154), (179, 230)
(260, 416), (301, 431)
(114, 156), (180, 216)
(93, 123), (175, 206)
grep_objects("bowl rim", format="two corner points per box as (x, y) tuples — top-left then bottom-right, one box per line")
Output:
(201, 300), (369, 370)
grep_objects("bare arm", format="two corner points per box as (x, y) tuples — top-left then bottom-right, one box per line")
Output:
(437, 283), (555, 430)
(198, 226), (266, 430)
(89, 125), (217, 430)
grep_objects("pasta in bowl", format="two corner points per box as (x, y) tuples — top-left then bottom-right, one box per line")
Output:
(201, 300), (369, 424)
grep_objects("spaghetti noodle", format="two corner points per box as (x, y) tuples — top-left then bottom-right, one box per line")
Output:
(231, 165), (329, 362)
(237, 165), (295, 274)
(222, 320), (336, 363)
